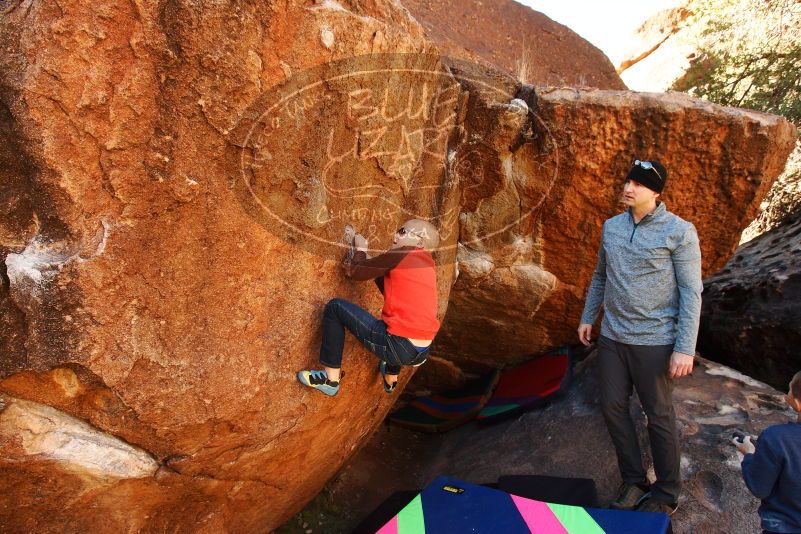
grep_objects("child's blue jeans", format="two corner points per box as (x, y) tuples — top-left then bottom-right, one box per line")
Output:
(319, 298), (429, 374)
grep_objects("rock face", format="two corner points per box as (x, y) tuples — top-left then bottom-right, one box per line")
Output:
(698, 208), (801, 391)
(403, 0), (627, 90)
(617, 5), (691, 75)
(0, 0), (796, 531)
(0, 1), (463, 532)
(427, 76), (796, 381)
(617, 4), (694, 92)
(0, 393), (159, 479)
(303, 353), (798, 534)
(741, 140), (801, 243)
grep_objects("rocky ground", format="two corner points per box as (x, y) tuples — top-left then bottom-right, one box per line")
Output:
(280, 350), (797, 534)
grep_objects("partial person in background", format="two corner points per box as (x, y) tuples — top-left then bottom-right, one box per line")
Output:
(734, 371), (801, 534)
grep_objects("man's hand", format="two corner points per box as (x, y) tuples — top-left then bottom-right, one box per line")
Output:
(354, 234), (368, 252)
(732, 435), (756, 455)
(669, 351), (694, 378)
(577, 323), (593, 346)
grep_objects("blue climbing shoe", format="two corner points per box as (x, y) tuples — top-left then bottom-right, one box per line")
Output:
(378, 361), (397, 394)
(297, 369), (340, 396)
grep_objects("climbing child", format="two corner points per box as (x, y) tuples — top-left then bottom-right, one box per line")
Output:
(733, 371), (801, 534)
(296, 219), (440, 396)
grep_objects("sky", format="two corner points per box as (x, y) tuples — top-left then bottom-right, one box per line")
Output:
(515, 0), (684, 66)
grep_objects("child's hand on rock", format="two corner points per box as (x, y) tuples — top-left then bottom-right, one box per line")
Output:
(354, 234), (368, 251)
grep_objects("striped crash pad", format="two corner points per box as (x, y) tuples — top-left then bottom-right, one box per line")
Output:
(477, 346), (572, 423)
(388, 370), (500, 433)
(376, 476), (670, 534)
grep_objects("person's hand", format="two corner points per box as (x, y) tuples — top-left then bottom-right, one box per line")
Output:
(669, 351), (694, 378)
(354, 234), (368, 251)
(577, 324), (593, 346)
(732, 435), (756, 455)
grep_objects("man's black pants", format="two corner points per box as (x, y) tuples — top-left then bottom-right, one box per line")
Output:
(598, 335), (681, 504)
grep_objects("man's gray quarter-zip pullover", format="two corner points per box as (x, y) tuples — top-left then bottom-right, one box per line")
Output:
(580, 201), (703, 355)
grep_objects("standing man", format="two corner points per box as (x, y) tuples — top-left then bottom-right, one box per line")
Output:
(578, 160), (702, 515)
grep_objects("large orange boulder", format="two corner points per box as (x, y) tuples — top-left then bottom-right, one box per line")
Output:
(425, 69), (796, 383)
(404, 0), (627, 90)
(0, 0), (463, 531)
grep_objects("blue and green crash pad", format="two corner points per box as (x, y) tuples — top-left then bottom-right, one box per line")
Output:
(477, 346), (573, 423)
(388, 370), (500, 433)
(375, 476), (670, 534)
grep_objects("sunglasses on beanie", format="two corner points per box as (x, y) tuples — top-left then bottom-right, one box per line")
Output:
(633, 160), (663, 182)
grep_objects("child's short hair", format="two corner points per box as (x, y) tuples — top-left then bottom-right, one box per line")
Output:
(792, 371), (801, 400)
(406, 219), (440, 250)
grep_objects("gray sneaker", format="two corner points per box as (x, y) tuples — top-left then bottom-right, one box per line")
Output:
(637, 497), (679, 516)
(610, 482), (651, 510)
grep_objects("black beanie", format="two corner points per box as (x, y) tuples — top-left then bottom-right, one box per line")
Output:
(626, 160), (667, 193)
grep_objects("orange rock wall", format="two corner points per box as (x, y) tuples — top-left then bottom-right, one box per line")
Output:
(429, 80), (797, 378)
(0, 1), (459, 532)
